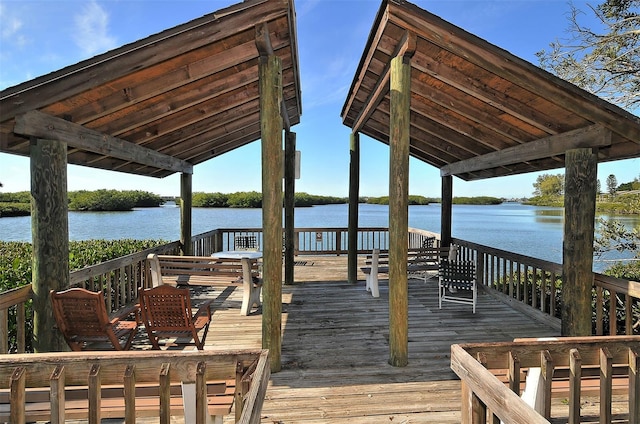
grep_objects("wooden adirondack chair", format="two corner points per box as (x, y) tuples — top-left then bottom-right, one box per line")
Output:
(138, 285), (213, 350)
(50, 288), (139, 351)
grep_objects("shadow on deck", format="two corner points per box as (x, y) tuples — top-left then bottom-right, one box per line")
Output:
(134, 256), (560, 423)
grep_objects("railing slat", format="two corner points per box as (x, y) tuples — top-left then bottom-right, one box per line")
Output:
(89, 364), (101, 424)
(124, 364), (136, 424)
(568, 348), (581, 424)
(160, 362), (171, 424)
(628, 348), (639, 424)
(508, 351), (520, 394)
(610, 290), (618, 336)
(541, 350), (553, 419)
(600, 347), (613, 424)
(50, 364), (65, 424)
(0, 309), (7, 354)
(10, 367), (26, 424)
(196, 362), (207, 424)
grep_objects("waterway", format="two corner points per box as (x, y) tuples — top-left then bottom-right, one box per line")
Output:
(0, 202), (637, 272)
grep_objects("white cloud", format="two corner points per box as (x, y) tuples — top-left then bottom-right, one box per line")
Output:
(73, 0), (117, 56)
(0, 3), (26, 47)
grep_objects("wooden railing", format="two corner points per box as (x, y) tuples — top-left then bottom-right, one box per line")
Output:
(2, 228), (637, 353)
(453, 237), (640, 336)
(450, 336), (640, 424)
(0, 349), (270, 424)
(1, 242), (181, 354)
(196, 227), (413, 255)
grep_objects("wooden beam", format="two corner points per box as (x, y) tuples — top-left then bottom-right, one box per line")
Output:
(180, 173), (192, 256)
(351, 31), (416, 133)
(340, 5), (391, 121)
(14, 111), (193, 174)
(255, 22), (274, 56)
(256, 23), (290, 131)
(284, 130), (296, 287)
(30, 138), (69, 353)
(388, 52), (411, 368)
(441, 175), (452, 248)
(440, 125), (612, 177)
(260, 54), (283, 373)
(562, 148), (597, 336)
(347, 132), (360, 284)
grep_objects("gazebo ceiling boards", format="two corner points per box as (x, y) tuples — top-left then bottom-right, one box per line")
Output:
(341, 0), (640, 181)
(0, 0), (301, 179)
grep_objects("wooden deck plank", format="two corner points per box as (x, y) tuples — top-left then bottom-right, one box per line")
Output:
(123, 255), (561, 423)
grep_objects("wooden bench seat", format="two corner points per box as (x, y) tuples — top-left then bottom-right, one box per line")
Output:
(361, 246), (453, 297)
(149, 254), (262, 316)
(0, 379), (235, 423)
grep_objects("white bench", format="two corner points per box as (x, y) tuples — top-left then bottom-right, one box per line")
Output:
(147, 254), (262, 316)
(362, 246), (458, 298)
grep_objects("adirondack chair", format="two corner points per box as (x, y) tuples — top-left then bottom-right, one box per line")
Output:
(438, 259), (477, 313)
(50, 288), (139, 351)
(138, 285), (213, 350)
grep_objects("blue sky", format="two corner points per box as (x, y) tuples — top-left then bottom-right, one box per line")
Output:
(0, 0), (638, 198)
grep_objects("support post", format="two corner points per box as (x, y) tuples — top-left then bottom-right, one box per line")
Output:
(388, 53), (411, 367)
(347, 132), (360, 284)
(180, 173), (192, 256)
(30, 138), (69, 352)
(260, 54), (283, 372)
(284, 130), (296, 286)
(441, 175), (453, 248)
(562, 148), (597, 336)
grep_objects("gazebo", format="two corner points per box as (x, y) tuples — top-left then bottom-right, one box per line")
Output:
(0, 0), (302, 371)
(340, 0), (640, 366)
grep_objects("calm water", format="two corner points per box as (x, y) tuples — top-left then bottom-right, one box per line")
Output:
(1, 202), (637, 271)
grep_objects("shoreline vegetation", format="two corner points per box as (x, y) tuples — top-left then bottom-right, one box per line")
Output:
(0, 189), (638, 217)
(0, 190), (505, 217)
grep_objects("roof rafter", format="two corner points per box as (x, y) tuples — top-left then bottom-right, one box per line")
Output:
(440, 124), (612, 177)
(255, 21), (291, 131)
(352, 30), (416, 134)
(14, 111), (193, 174)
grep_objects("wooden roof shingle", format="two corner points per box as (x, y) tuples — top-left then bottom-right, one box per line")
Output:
(341, 0), (640, 181)
(0, 0), (301, 179)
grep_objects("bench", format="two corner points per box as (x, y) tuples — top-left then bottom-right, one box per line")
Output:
(361, 246), (456, 297)
(148, 254), (262, 316)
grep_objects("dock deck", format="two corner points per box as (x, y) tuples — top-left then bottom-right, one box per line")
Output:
(177, 255), (560, 423)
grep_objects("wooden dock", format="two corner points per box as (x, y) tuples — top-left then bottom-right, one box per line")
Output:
(53, 255), (632, 424)
(173, 255), (559, 423)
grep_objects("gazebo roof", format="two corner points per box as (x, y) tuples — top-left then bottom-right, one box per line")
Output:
(341, 0), (640, 181)
(0, 0), (301, 179)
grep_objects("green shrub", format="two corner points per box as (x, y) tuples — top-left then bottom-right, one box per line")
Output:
(126, 190), (163, 207)
(227, 191), (262, 208)
(452, 196), (502, 205)
(1, 239), (167, 353)
(67, 190), (163, 211)
(0, 191), (30, 203)
(192, 192), (229, 207)
(0, 202), (30, 217)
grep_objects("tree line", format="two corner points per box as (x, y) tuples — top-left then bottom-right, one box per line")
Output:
(0, 190), (164, 217)
(527, 173), (640, 214)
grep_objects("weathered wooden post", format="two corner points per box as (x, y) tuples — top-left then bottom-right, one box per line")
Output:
(260, 53), (284, 372)
(562, 148), (598, 336)
(30, 138), (69, 352)
(388, 42), (413, 367)
(441, 175), (453, 248)
(284, 130), (296, 286)
(348, 132), (360, 284)
(180, 172), (192, 256)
